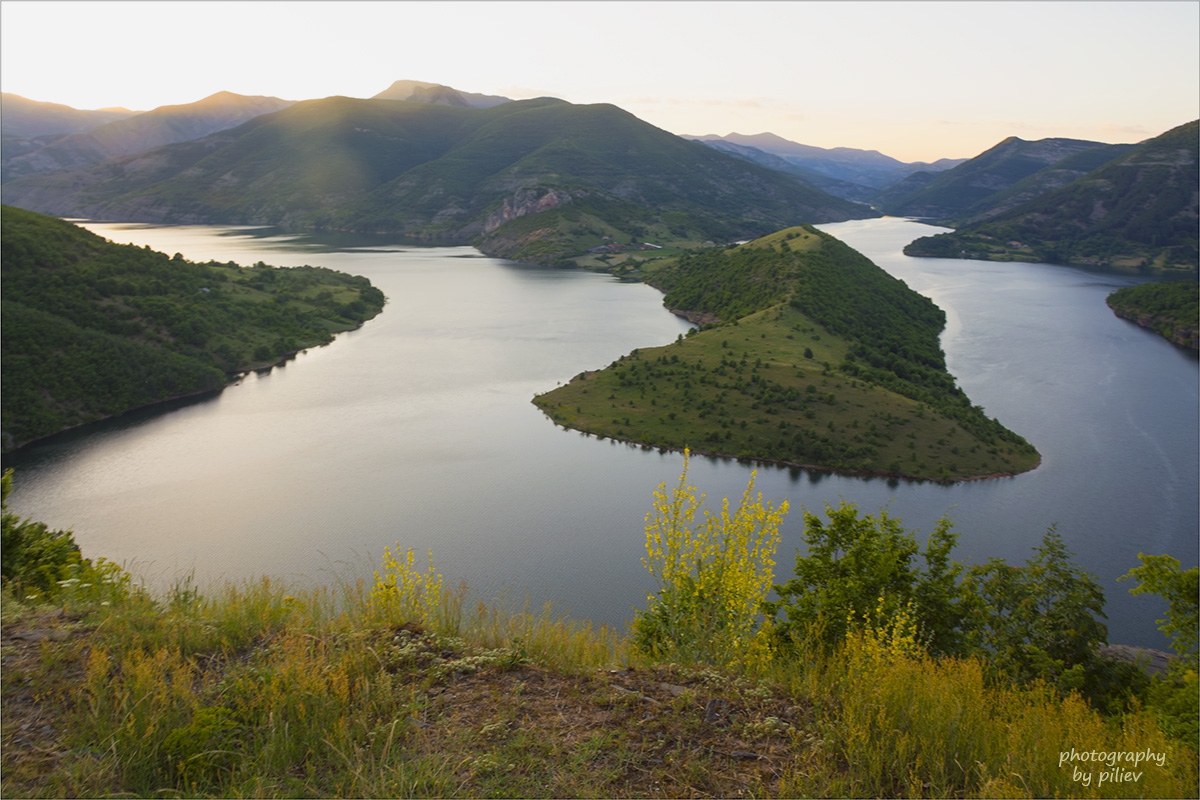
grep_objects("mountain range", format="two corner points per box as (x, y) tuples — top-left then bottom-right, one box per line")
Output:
(903, 120), (1198, 272)
(879, 136), (1136, 221)
(1, 93), (876, 265)
(2, 91), (294, 183)
(688, 132), (966, 201)
(2, 83), (1194, 273)
(0, 93), (137, 138)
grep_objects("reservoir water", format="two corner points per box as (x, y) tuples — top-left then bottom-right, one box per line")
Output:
(6, 217), (1196, 648)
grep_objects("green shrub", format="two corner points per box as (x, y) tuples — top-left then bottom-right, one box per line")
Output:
(633, 450), (788, 668)
(1, 468), (86, 594)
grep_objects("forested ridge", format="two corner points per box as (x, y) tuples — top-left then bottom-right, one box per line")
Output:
(1, 206), (385, 450)
(903, 121), (1199, 273)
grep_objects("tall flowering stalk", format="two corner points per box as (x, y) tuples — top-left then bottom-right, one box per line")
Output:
(370, 546), (444, 627)
(636, 450), (789, 668)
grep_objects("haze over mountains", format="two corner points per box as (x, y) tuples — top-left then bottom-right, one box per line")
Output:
(371, 80), (512, 109)
(1, 81), (1195, 272)
(1, 92), (294, 183)
(1, 88), (877, 265)
(689, 132), (966, 201)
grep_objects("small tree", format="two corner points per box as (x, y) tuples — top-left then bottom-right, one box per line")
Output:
(633, 451), (788, 668)
(1119, 553), (1199, 665)
(959, 528), (1108, 686)
(765, 502), (964, 655)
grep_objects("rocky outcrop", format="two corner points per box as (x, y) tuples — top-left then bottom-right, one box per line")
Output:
(483, 187), (575, 233)
(1109, 307), (1199, 350)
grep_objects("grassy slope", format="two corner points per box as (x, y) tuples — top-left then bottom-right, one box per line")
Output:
(1, 206), (385, 449)
(536, 227), (1039, 481)
(2, 564), (1194, 799)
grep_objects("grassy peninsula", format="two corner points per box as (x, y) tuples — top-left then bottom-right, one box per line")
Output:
(536, 226), (1039, 481)
(1, 206), (385, 451)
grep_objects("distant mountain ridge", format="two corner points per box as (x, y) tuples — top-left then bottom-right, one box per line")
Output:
(0, 93), (138, 138)
(904, 120), (1198, 273)
(692, 139), (880, 202)
(2, 95), (876, 266)
(688, 132), (965, 201)
(1, 91), (294, 183)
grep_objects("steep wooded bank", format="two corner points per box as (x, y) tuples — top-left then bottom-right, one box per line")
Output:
(1106, 281), (1200, 349)
(1, 97), (876, 267)
(0, 206), (385, 451)
(535, 226), (1039, 481)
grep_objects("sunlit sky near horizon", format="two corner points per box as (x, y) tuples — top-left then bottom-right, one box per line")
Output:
(2, 1), (1197, 163)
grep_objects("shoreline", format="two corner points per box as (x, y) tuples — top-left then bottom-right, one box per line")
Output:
(3, 314), (380, 457)
(534, 404), (1041, 485)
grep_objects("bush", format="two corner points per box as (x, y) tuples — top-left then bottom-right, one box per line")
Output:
(765, 501), (964, 655)
(1, 468), (86, 594)
(633, 450), (788, 668)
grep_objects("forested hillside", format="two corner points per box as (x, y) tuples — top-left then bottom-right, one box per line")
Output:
(905, 121), (1199, 273)
(1107, 281), (1199, 349)
(880, 136), (1119, 220)
(1, 206), (384, 450)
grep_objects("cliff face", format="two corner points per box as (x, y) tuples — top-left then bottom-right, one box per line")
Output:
(483, 188), (574, 233)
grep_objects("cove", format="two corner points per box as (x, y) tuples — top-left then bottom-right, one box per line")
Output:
(5, 218), (1196, 648)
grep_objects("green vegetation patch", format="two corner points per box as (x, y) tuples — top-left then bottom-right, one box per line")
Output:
(536, 306), (1035, 480)
(537, 226), (1038, 481)
(1, 206), (385, 450)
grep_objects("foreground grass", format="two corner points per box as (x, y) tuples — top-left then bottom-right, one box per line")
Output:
(535, 304), (1040, 481)
(2, 571), (1195, 799)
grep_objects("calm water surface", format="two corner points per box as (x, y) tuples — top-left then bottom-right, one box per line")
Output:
(7, 218), (1197, 647)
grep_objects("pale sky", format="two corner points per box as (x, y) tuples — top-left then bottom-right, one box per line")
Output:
(2, 0), (1197, 163)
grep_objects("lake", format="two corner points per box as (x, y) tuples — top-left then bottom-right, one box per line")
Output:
(6, 217), (1196, 648)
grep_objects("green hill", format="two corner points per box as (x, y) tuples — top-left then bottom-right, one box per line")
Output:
(1, 97), (877, 266)
(905, 121), (1199, 273)
(535, 226), (1039, 481)
(0, 206), (385, 450)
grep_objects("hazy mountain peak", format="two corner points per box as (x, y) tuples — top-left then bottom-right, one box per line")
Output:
(1, 93), (139, 137)
(1, 92), (294, 183)
(372, 79), (512, 109)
